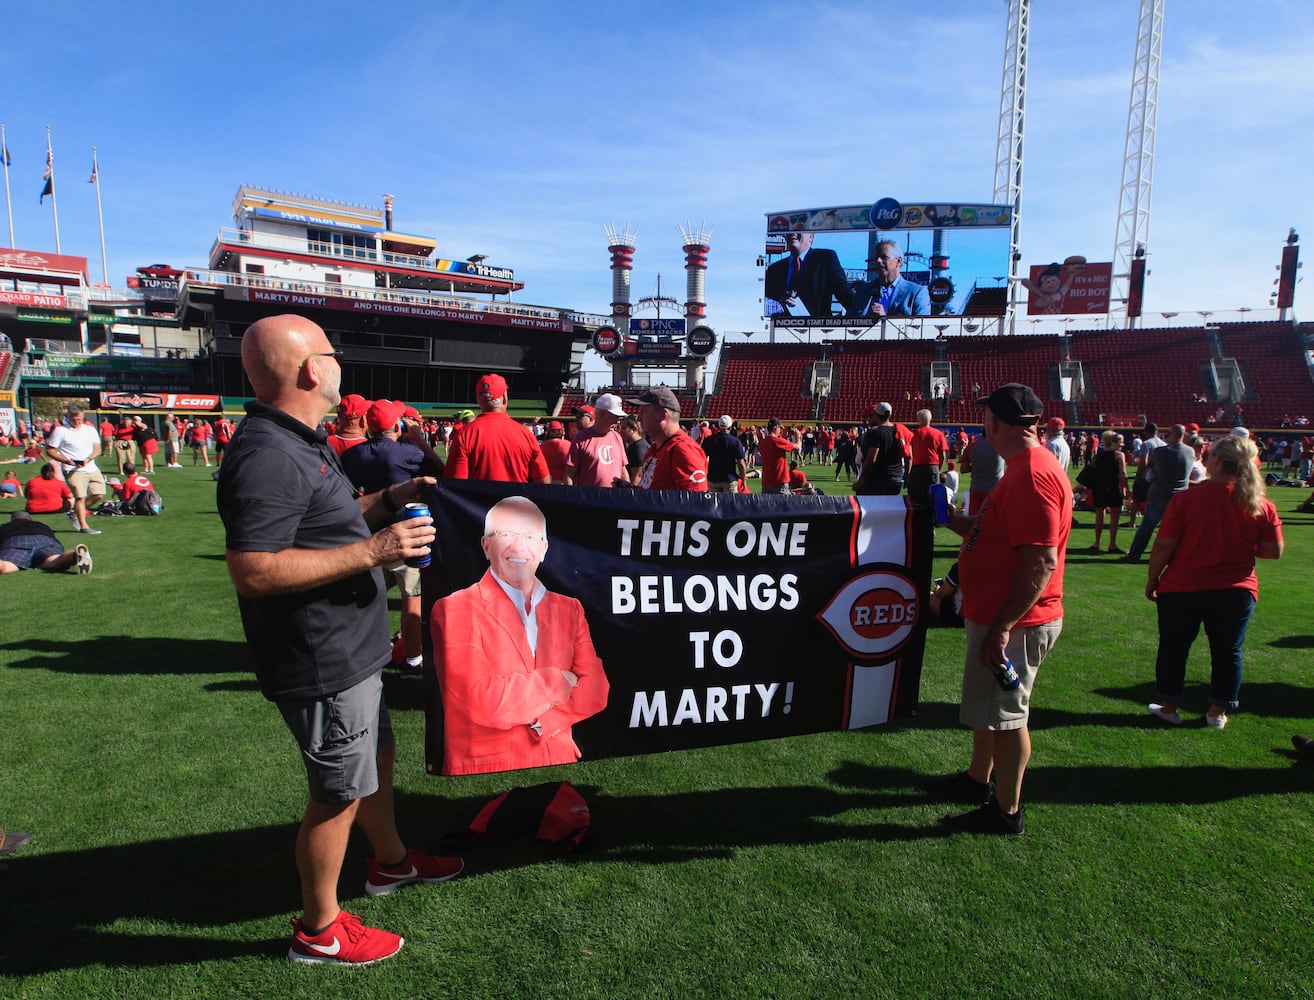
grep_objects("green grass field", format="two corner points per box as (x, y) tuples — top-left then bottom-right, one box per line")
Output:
(1, 451), (1311, 999)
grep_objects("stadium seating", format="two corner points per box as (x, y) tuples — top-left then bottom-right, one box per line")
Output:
(694, 321), (1314, 430)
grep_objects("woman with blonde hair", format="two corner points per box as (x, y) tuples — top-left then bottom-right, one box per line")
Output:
(1086, 429), (1128, 552)
(1144, 435), (1283, 729)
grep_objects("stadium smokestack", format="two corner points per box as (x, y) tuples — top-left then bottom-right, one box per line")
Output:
(680, 222), (714, 320)
(605, 223), (638, 318)
(383, 193), (394, 231)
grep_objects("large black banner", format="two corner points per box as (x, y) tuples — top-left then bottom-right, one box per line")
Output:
(421, 481), (931, 776)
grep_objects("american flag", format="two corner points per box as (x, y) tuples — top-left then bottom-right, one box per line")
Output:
(89, 161), (97, 184)
(40, 147), (53, 203)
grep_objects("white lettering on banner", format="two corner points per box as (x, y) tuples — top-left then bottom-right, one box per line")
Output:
(725, 521), (809, 558)
(613, 518), (809, 559)
(611, 573), (799, 614)
(616, 518), (711, 557)
(689, 630), (743, 668)
(629, 682), (790, 728)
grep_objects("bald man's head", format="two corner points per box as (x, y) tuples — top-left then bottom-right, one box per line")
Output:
(241, 314), (341, 417)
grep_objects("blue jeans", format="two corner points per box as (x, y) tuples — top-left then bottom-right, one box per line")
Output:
(1154, 588), (1256, 711)
(1125, 495), (1170, 560)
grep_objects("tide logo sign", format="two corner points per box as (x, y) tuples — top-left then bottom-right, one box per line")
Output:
(816, 570), (919, 661)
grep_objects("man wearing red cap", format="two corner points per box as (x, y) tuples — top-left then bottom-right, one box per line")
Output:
(341, 399), (445, 680)
(1044, 416), (1070, 471)
(328, 394), (370, 456)
(538, 421), (571, 484)
(446, 373), (550, 484)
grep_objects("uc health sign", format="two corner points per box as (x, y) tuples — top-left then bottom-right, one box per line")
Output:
(421, 481), (930, 777)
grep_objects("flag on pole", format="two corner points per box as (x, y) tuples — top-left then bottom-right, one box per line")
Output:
(88, 161), (97, 184)
(40, 148), (53, 203)
(1, 143), (10, 167)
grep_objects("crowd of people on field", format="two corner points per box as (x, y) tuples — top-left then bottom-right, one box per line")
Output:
(5, 312), (1312, 964)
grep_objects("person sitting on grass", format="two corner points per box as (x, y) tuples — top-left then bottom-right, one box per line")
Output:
(23, 464), (72, 516)
(109, 461), (156, 502)
(0, 512), (92, 574)
(0, 470), (21, 499)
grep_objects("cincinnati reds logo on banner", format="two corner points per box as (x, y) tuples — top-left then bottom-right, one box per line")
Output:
(816, 570), (920, 661)
(592, 326), (621, 355)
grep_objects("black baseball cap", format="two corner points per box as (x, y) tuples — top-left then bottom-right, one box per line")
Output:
(627, 386), (681, 413)
(978, 383), (1043, 426)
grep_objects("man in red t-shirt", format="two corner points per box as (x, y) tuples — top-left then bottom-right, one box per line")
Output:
(907, 408), (949, 509)
(25, 464), (73, 514)
(213, 415), (236, 463)
(445, 373), (550, 484)
(625, 386), (707, 491)
(935, 384), (1071, 836)
(757, 418), (797, 495)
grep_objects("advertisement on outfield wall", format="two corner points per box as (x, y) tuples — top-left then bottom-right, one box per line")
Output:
(422, 480), (929, 777)
(1022, 257), (1112, 315)
(762, 199), (1011, 322)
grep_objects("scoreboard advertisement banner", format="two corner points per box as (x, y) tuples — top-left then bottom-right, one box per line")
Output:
(1022, 257), (1112, 315)
(421, 480), (930, 778)
(762, 198), (1011, 321)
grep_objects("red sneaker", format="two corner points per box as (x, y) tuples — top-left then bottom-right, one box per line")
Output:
(365, 847), (464, 896)
(287, 910), (403, 966)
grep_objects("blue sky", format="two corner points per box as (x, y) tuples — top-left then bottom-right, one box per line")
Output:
(2, 1), (1311, 373)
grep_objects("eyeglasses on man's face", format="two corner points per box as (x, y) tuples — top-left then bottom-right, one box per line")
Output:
(299, 351), (343, 370)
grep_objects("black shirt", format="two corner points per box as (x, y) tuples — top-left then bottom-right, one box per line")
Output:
(217, 401), (389, 701)
(701, 431), (747, 482)
(861, 424), (904, 481)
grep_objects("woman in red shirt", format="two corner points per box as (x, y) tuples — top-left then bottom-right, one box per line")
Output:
(1144, 436), (1283, 729)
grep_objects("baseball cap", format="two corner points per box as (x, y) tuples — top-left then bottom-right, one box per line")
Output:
(458, 409), (476, 422)
(574, 404), (596, 418)
(978, 383), (1043, 426)
(337, 393), (369, 417)
(547, 419), (565, 432)
(594, 393), (626, 417)
(366, 399), (405, 433)
(627, 386), (681, 413)
(1047, 416), (1066, 431)
(401, 404), (421, 422)
(477, 373), (508, 401)
(1229, 425), (1250, 438)
(870, 402), (893, 417)
(718, 414), (734, 429)
(1185, 422), (1200, 433)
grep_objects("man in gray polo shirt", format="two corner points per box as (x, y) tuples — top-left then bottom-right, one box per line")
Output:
(218, 314), (461, 966)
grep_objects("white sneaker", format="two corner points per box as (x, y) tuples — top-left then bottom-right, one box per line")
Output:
(1204, 713), (1228, 729)
(75, 544), (93, 575)
(1148, 703), (1181, 726)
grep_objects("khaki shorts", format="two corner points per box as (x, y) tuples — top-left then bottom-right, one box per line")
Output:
(959, 618), (1063, 731)
(389, 563), (423, 597)
(67, 466), (107, 501)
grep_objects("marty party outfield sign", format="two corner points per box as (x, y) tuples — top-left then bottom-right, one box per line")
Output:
(421, 481), (930, 777)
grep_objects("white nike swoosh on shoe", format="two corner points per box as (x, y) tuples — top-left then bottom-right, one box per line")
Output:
(377, 866), (418, 881)
(305, 937), (341, 956)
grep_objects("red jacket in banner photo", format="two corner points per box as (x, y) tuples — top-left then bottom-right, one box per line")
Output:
(431, 571), (611, 776)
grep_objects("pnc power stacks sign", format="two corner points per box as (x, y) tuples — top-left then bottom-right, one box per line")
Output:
(422, 481), (930, 777)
